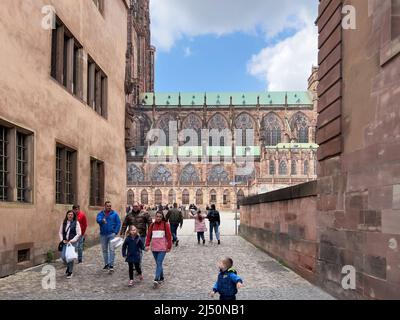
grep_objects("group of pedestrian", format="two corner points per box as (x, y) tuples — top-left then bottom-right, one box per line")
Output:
(57, 200), (243, 299)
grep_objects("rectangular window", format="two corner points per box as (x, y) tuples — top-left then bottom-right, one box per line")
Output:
(87, 57), (108, 118)
(55, 144), (77, 205)
(0, 126), (8, 201)
(0, 121), (34, 203)
(50, 17), (83, 98)
(90, 158), (104, 207)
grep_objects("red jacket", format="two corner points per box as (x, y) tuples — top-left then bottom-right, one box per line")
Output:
(145, 221), (172, 252)
(77, 211), (88, 236)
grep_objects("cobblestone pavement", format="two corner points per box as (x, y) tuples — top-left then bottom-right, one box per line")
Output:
(0, 234), (334, 300)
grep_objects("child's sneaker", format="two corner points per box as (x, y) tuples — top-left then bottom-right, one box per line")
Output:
(153, 280), (160, 289)
(66, 273), (73, 279)
(138, 275), (144, 281)
(128, 280), (134, 287)
(203, 239), (206, 245)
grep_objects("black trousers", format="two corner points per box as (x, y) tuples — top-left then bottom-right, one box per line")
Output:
(197, 232), (205, 242)
(128, 262), (142, 280)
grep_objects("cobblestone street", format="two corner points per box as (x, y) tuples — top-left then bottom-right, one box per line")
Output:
(0, 231), (334, 300)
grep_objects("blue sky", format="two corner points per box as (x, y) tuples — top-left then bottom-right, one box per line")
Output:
(155, 29), (299, 92)
(150, 0), (318, 93)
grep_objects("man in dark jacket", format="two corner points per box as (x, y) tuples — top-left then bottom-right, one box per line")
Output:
(166, 203), (183, 247)
(207, 204), (221, 245)
(120, 201), (153, 244)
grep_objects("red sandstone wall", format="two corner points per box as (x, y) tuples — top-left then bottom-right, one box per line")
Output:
(240, 184), (319, 283)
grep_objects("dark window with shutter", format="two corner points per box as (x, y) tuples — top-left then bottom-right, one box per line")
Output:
(55, 144), (77, 205)
(90, 158), (104, 207)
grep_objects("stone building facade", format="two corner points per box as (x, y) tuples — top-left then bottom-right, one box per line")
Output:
(126, 87), (319, 210)
(0, 0), (129, 277)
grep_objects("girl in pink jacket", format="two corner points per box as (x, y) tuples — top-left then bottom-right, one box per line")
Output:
(191, 210), (207, 245)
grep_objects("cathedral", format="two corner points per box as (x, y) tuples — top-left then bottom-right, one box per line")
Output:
(125, 0), (318, 210)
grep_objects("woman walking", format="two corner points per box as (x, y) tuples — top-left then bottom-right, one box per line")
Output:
(59, 210), (81, 279)
(145, 211), (172, 288)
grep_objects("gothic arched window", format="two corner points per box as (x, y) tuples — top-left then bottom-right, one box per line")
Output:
(291, 161), (297, 175)
(262, 113), (282, 146)
(182, 189), (190, 205)
(210, 189), (217, 203)
(208, 114), (229, 147)
(196, 189), (203, 205)
(235, 113), (254, 146)
(279, 161), (288, 175)
(141, 189), (148, 205)
(127, 113), (152, 149)
(182, 114), (202, 146)
(208, 165), (230, 184)
(237, 189), (245, 208)
(180, 164), (200, 184)
(168, 189), (175, 204)
(223, 190), (230, 205)
(154, 189), (162, 205)
(304, 160), (309, 175)
(156, 113), (178, 146)
(127, 164), (144, 184)
(290, 112), (310, 143)
(269, 161), (276, 175)
(127, 190), (134, 205)
(151, 165), (172, 183)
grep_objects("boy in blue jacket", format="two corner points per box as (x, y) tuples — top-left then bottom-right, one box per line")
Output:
(96, 201), (121, 273)
(210, 257), (243, 300)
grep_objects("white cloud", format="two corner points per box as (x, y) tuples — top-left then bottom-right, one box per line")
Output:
(247, 11), (318, 91)
(150, 0), (319, 90)
(150, 0), (318, 52)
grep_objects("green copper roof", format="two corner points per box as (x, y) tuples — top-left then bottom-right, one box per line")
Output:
(140, 92), (313, 107)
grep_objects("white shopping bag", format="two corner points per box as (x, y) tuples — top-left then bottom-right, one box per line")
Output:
(110, 237), (124, 249)
(65, 244), (78, 263)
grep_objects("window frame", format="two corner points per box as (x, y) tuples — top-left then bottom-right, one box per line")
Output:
(55, 143), (77, 205)
(0, 120), (34, 204)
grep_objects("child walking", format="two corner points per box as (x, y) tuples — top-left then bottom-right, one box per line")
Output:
(210, 257), (243, 300)
(122, 225), (145, 287)
(191, 209), (207, 245)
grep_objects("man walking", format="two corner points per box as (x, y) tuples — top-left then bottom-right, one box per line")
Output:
(96, 201), (121, 273)
(73, 205), (87, 264)
(120, 201), (152, 245)
(207, 204), (221, 245)
(166, 203), (183, 247)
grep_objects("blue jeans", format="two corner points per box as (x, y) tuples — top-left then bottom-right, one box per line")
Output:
(152, 251), (166, 281)
(209, 222), (220, 241)
(61, 243), (77, 273)
(77, 236), (85, 262)
(100, 234), (116, 266)
(170, 223), (179, 242)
